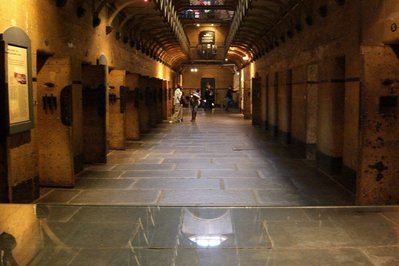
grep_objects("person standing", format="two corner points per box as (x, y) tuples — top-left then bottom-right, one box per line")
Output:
(169, 84), (183, 123)
(224, 86), (235, 112)
(190, 89), (201, 122)
(204, 84), (214, 112)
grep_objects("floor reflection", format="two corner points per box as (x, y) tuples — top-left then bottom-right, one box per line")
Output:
(1, 204), (399, 265)
(183, 208), (232, 248)
(0, 232), (18, 265)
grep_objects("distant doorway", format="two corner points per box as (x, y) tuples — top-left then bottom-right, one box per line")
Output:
(201, 78), (215, 110)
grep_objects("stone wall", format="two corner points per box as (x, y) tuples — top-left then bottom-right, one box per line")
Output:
(358, 0), (399, 204)
(247, 0), (361, 193)
(245, 0), (399, 204)
(0, 1), (174, 202)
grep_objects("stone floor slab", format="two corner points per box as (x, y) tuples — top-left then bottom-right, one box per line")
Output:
(36, 189), (82, 204)
(224, 178), (296, 190)
(122, 170), (198, 178)
(77, 170), (124, 178)
(163, 158), (212, 163)
(159, 190), (258, 206)
(75, 179), (135, 189)
(132, 178), (220, 189)
(176, 162), (236, 170)
(113, 163), (175, 171)
(201, 169), (260, 178)
(69, 190), (160, 204)
(256, 190), (312, 206)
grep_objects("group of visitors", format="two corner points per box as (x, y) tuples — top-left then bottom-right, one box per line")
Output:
(169, 84), (236, 123)
(169, 84), (201, 123)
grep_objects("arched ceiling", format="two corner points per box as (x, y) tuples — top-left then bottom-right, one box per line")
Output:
(72, 0), (346, 72)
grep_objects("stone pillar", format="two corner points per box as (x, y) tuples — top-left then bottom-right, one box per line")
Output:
(125, 73), (140, 140)
(306, 64), (319, 160)
(148, 78), (157, 127)
(243, 71), (251, 119)
(268, 72), (279, 136)
(108, 69), (126, 150)
(358, 46), (399, 204)
(342, 78), (360, 191)
(316, 57), (345, 175)
(251, 76), (262, 126)
(261, 74), (269, 130)
(138, 76), (150, 133)
(4, 131), (39, 202)
(37, 57), (76, 187)
(71, 60), (83, 174)
(291, 66), (307, 156)
(162, 80), (169, 120)
(156, 79), (164, 123)
(278, 70), (292, 144)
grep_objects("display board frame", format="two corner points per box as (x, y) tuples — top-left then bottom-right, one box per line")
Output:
(0, 27), (34, 135)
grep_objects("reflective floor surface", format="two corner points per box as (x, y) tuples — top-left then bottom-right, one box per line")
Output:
(3, 110), (386, 265)
(36, 110), (354, 206)
(1, 204), (399, 265)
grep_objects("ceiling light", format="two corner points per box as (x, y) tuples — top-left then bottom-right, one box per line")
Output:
(243, 56), (249, 60)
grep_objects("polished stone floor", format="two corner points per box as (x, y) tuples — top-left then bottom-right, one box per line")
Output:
(3, 110), (399, 265)
(1, 204), (399, 265)
(36, 109), (354, 206)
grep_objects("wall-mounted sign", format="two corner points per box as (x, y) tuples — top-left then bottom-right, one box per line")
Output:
(7, 45), (30, 124)
(0, 27), (34, 135)
(199, 31), (215, 44)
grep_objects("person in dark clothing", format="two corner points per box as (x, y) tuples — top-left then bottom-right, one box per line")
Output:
(224, 86), (235, 112)
(204, 85), (215, 111)
(190, 89), (201, 122)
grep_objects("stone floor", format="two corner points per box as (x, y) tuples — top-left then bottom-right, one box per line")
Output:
(2, 204), (399, 265)
(36, 109), (354, 206)
(4, 109), (399, 265)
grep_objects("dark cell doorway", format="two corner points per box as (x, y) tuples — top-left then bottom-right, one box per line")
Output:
(82, 65), (108, 164)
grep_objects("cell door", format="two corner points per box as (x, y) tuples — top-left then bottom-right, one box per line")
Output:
(82, 65), (108, 163)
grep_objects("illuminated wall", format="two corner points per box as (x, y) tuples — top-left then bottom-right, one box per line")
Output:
(0, 0), (174, 202)
(181, 65), (235, 106)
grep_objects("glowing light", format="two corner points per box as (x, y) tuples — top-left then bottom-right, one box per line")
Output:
(196, 23), (200, 27)
(190, 68), (198, 72)
(243, 56), (249, 61)
(189, 235), (227, 247)
(224, 58), (228, 61)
